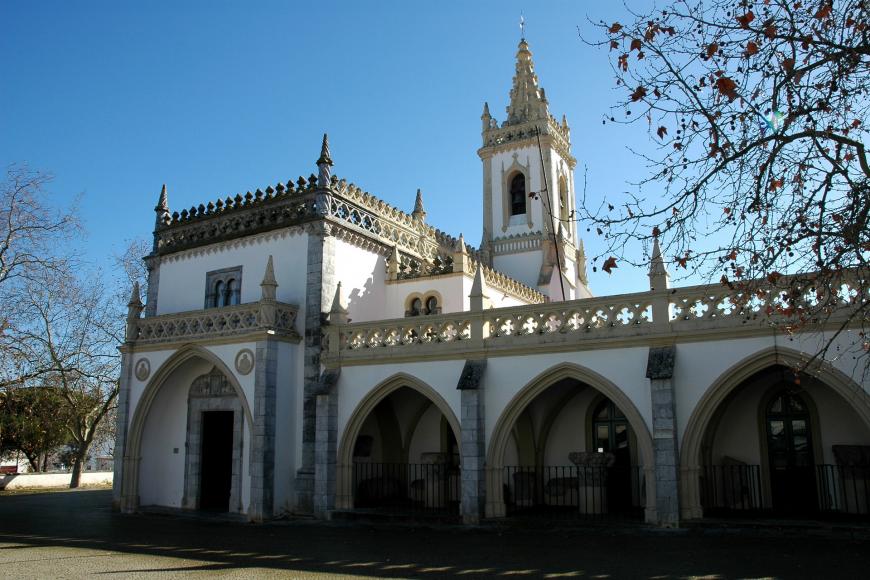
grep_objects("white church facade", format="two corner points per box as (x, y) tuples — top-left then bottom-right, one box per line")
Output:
(114, 39), (870, 526)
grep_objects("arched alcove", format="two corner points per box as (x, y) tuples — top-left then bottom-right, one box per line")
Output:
(485, 363), (656, 522)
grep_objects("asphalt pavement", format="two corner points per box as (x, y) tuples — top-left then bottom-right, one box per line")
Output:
(0, 489), (868, 579)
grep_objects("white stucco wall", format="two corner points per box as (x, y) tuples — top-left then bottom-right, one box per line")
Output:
(492, 251), (541, 293)
(138, 358), (211, 508)
(673, 331), (870, 448)
(711, 376), (870, 466)
(333, 239), (386, 323)
(155, 231), (309, 315)
(483, 349), (652, 447)
(336, 360), (466, 449)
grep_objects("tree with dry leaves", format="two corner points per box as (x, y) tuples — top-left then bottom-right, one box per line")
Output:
(584, 0), (869, 359)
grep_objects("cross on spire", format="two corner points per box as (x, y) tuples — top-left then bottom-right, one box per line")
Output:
(520, 13), (525, 39)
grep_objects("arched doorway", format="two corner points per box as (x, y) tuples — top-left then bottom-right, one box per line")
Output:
(336, 375), (461, 516)
(120, 346), (254, 515)
(486, 364), (656, 522)
(681, 347), (870, 520)
(764, 390), (817, 514)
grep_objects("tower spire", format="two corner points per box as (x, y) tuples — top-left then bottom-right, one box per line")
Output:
(648, 235), (671, 291)
(505, 37), (548, 125)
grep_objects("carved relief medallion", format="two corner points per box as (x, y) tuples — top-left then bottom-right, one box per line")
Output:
(234, 349), (255, 375)
(134, 358), (151, 381)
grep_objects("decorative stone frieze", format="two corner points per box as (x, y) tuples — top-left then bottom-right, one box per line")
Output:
(130, 301), (299, 346)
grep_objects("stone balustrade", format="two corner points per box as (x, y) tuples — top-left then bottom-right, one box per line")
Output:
(131, 301), (300, 346)
(326, 272), (866, 363)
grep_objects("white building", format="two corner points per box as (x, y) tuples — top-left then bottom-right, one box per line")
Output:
(114, 38), (870, 525)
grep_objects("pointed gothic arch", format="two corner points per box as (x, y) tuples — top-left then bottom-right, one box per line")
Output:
(679, 345), (870, 519)
(335, 373), (461, 510)
(120, 344), (254, 514)
(484, 362), (656, 521)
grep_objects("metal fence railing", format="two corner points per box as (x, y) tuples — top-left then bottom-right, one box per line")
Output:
(502, 465), (645, 519)
(352, 462), (460, 515)
(816, 464), (870, 516)
(700, 464), (870, 518)
(700, 464), (764, 513)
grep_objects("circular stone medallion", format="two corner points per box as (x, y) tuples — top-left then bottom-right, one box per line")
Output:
(134, 358), (151, 381)
(235, 349), (255, 375)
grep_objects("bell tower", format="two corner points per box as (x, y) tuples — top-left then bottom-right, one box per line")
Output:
(478, 37), (591, 300)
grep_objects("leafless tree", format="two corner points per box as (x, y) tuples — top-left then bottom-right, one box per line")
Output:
(0, 164), (79, 389)
(583, 0), (869, 362)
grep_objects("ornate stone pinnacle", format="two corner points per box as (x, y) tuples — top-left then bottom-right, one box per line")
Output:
(330, 282), (348, 316)
(155, 184), (169, 213)
(411, 188), (426, 221)
(261, 255), (278, 300)
(469, 264), (491, 311)
(317, 133), (333, 167)
(317, 133), (333, 188)
(457, 233), (467, 254)
(649, 236), (670, 290)
(482, 102), (490, 118)
(128, 281), (143, 310)
(505, 37), (549, 126)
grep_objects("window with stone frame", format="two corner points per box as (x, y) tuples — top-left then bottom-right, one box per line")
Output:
(205, 266), (243, 308)
(405, 293), (442, 317)
(509, 172), (527, 216)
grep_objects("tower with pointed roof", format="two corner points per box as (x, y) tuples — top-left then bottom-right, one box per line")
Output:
(478, 37), (590, 300)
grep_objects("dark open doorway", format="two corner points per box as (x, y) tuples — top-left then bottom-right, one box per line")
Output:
(766, 391), (817, 516)
(199, 410), (234, 511)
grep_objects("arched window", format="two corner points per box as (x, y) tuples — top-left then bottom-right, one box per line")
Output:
(425, 296), (439, 315)
(592, 399), (628, 457)
(558, 176), (569, 223)
(509, 173), (526, 216)
(408, 297), (423, 317)
(213, 281), (225, 308)
(225, 279), (239, 306)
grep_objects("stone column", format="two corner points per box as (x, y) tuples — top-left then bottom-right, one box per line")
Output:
(458, 361), (487, 524)
(313, 389), (338, 517)
(296, 224), (336, 513)
(647, 345), (680, 527)
(249, 337), (278, 521)
(113, 347), (134, 510)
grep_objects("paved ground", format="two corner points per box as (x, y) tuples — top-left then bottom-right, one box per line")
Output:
(1, 489), (869, 579)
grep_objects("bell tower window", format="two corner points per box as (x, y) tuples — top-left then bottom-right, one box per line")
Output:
(509, 173), (526, 216)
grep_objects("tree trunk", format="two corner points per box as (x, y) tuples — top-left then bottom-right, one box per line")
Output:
(69, 446), (88, 489)
(23, 452), (39, 473)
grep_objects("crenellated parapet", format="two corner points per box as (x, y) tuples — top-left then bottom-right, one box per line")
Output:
(153, 177), (324, 255)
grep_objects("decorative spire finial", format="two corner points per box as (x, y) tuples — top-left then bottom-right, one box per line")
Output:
(505, 36), (549, 125)
(128, 281), (143, 310)
(126, 281), (144, 341)
(261, 255), (278, 300)
(329, 281), (349, 324)
(412, 188), (426, 221)
(469, 264), (491, 311)
(649, 234), (670, 290)
(154, 184), (170, 225)
(519, 13), (525, 40)
(316, 133), (333, 187)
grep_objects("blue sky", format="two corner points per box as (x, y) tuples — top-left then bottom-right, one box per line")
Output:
(1, 1), (660, 296)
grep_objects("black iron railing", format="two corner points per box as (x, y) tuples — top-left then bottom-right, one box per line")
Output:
(502, 465), (645, 518)
(352, 462), (460, 515)
(700, 464), (764, 513)
(700, 464), (870, 518)
(816, 464), (870, 516)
